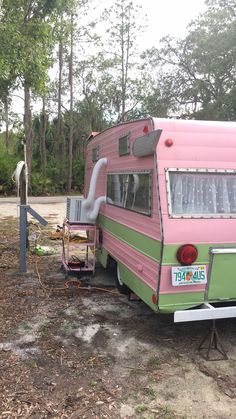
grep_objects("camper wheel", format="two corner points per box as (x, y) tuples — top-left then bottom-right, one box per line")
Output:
(116, 264), (131, 295)
(108, 257), (130, 295)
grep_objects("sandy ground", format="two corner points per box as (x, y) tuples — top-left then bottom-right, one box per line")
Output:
(0, 196), (67, 225)
(0, 197), (236, 418)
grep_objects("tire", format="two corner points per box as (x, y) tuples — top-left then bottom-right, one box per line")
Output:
(115, 264), (130, 295)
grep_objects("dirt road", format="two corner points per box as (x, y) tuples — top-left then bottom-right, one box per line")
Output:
(0, 196), (67, 224)
(0, 198), (236, 418)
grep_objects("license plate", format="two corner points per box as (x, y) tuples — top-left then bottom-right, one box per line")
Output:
(171, 265), (207, 286)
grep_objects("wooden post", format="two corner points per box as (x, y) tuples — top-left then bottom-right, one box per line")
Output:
(20, 140), (29, 247)
(19, 167), (27, 205)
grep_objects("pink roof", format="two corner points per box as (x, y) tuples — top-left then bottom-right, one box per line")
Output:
(152, 118), (236, 164)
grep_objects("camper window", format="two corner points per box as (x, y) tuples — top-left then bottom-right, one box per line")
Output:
(167, 169), (236, 217)
(107, 171), (152, 216)
(92, 146), (99, 162)
(119, 133), (130, 156)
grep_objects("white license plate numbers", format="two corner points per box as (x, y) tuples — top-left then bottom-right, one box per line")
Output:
(171, 265), (207, 286)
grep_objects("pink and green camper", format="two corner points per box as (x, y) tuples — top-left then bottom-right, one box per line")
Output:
(82, 117), (236, 322)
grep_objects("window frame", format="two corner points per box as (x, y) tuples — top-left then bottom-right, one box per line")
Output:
(166, 168), (236, 219)
(118, 132), (130, 156)
(92, 146), (99, 162)
(107, 170), (153, 217)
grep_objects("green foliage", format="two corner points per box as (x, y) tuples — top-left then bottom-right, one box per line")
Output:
(1, 0), (236, 197)
(31, 112), (85, 195)
(135, 404), (148, 413)
(0, 153), (19, 195)
(31, 172), (53, 195)
(0, 0), (71, 100)
(72, 155), (84, 193)
(100, 0), (147, 121)
(143, 1), (236, 120)
(46, 158), (68, 193)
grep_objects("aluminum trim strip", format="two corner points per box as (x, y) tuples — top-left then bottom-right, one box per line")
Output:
(174, 304), (236, 322)
(210, 248), (236, 254)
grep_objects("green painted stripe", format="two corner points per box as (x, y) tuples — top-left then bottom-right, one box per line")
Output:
(162, 243), (236, 265)
(98, 214), (161, 262)
(158, 292), (205, 313)
(97, 247), (158, 311)
(97, 248), (108, 268)
(208, 253), (236, 300)
(97, 246), (204, 313)
(118, 262), (158, 312)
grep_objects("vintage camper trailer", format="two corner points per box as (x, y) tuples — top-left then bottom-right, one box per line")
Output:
(83, 118), (236, 322)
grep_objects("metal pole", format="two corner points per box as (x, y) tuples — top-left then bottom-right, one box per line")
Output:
(19, 205), (28, 273)
(19, 205), (48, 273)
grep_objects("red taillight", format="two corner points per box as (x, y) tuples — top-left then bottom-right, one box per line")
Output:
(152, 294), (157, 304)
(176, 244), (198, 266)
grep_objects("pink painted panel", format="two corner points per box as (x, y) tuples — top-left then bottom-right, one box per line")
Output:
(157, 163), (236, 244)
(153, 118), (236, 166)
(85, 119), (162, 241)
(159, 265), (206, 294)
(103, 230), (159, 291)
(153, 118), (236, 245)
(163, 216), (236, 244)
(153, 118), (236, 139)
(85, 117), (236, 246)
(157, 145), (236, 163)
(157, 162), (236, 244)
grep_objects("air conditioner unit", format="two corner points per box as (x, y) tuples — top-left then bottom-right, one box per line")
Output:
(66, 198), (93, 224)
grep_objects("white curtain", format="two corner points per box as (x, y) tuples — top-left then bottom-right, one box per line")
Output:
(170, 172), (236, 215)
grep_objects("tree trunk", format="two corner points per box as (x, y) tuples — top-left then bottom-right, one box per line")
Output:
(120, 5), (130, 122)
(57, 38), (65, 157)
(121, 5), (125, 122)
(19, 166), (27, 205)
(24, 83), (33, 190)
(57, 41), (63, 135)
(4, 98), (9, 154)
(39, 97), (47, 178)
(67, 14), (74, 193)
